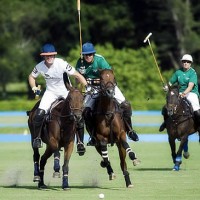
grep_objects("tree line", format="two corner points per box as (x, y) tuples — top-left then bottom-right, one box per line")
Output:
(0, 0), (200, 107)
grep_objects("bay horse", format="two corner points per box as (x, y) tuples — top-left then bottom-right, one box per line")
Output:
(165, 85), (199, 171)
(27, 84), (84, 189)
(89, 69), (140, 188)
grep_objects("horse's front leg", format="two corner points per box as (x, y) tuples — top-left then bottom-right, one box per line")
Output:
(120, 132), (140, 166)
(53, 149), (61, 178)
(30, 124), (41, 182)
(62, 140), (74, 190)
(96, 142), (115, 180)
(173, 136), (187, 171)
(38, 147), (53, 189)
(168, 136), (176, 164)
(183, 139), (190, 159)
(33, 147), (40, 182)
(116, 142), (133, 188)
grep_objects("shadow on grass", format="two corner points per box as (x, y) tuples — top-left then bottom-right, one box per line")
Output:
(1, 184), (124, 191)
(136, 167), (173, 171)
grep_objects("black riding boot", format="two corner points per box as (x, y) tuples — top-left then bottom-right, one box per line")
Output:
(76, 118), (86, 156)
(159, 106), (168, 132)
(32, 108), (45, 148)
(120, 101), (139, 142)
(83, 107), (96, 146)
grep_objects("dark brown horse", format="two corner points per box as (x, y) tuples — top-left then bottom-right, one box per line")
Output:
(90, 69), (140, 188)
(165, 85), (198, 171)
(27, 84), (84, 189)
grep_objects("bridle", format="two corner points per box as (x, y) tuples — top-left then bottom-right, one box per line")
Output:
(51, 89), (83, 124)
(166, 89), (181, 116)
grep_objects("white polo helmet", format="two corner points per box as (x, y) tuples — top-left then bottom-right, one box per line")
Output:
(181, 54), (193, 62)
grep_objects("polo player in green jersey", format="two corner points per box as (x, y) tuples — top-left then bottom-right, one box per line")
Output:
(160, 54), (200, 132)
(76, 42), (139, 146)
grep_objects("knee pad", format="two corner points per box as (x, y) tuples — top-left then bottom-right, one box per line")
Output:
(120, 101), (132, 117)
(34, 109), (45, 122)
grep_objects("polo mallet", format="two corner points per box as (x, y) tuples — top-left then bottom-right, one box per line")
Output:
(143, 33), (165, 85)
(77, 0), (83, 56)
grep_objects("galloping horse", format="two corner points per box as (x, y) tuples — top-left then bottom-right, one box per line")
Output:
(165, 85), (199, 171)
(27, 84), (84, 189)
(89, 69), (140, 188)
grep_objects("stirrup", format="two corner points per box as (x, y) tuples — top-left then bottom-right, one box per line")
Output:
(33, 137), (42, 148)
(127, 130), (139, 142)
(77, 143), (86, 156)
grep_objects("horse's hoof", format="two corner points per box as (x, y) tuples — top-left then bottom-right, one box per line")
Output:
(183, 152), (190, 159)
(53, 172), (61, 178)
(173, 166), (180, 171)
(38, 183), (47, 190)
(127, 184), (134, 188)
(109, 173), (116, 180)
(100, 160), (107, 168)
(77, 143), (86, 156)
(133, 158), (141, 166)
(63, 187), (71, 191)
(33, 176), (40, 182)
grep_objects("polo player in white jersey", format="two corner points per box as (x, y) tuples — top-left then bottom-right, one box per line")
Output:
(28, 43), (87, 154)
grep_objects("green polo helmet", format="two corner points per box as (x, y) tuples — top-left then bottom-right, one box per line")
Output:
(82, 42), (96, 54)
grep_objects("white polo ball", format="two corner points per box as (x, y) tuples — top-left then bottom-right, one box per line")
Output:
(98, 193), (104, 199)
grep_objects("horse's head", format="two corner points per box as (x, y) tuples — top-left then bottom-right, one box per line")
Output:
(99, 69), (116, 98)
(66, 84), (84, 122)
(166, 85), (180, 116)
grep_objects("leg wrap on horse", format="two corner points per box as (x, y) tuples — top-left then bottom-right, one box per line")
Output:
(159, 106), (168, 132)
(53, 150), (60, 173)
(33, 108), (45, 148)
(101, 145), (110, 167)
(120, 101), (139, 141)
(121, 140), (137, 160)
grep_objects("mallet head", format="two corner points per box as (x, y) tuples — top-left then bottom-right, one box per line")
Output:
(143, 32), (152, 43)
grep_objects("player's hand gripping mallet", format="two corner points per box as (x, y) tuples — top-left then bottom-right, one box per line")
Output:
(144, 33), (165, 85)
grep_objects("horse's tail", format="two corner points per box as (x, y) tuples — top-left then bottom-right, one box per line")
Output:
(199, 132), (200, 143)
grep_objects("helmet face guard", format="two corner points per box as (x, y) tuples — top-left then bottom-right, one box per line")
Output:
(82, 42), (96, 54)
(40, 44), (57, 56)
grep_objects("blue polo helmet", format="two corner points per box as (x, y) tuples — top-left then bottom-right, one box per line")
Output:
(40, 43), (57, 56)
(82, 42), (96, 54)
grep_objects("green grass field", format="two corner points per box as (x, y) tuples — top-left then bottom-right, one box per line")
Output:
(0, 112), (199, 199)
(0, 142), (200, 200)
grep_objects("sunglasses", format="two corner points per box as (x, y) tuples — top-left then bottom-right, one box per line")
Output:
(182, 60), (192, 64)
(84, 53), (93, 57)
